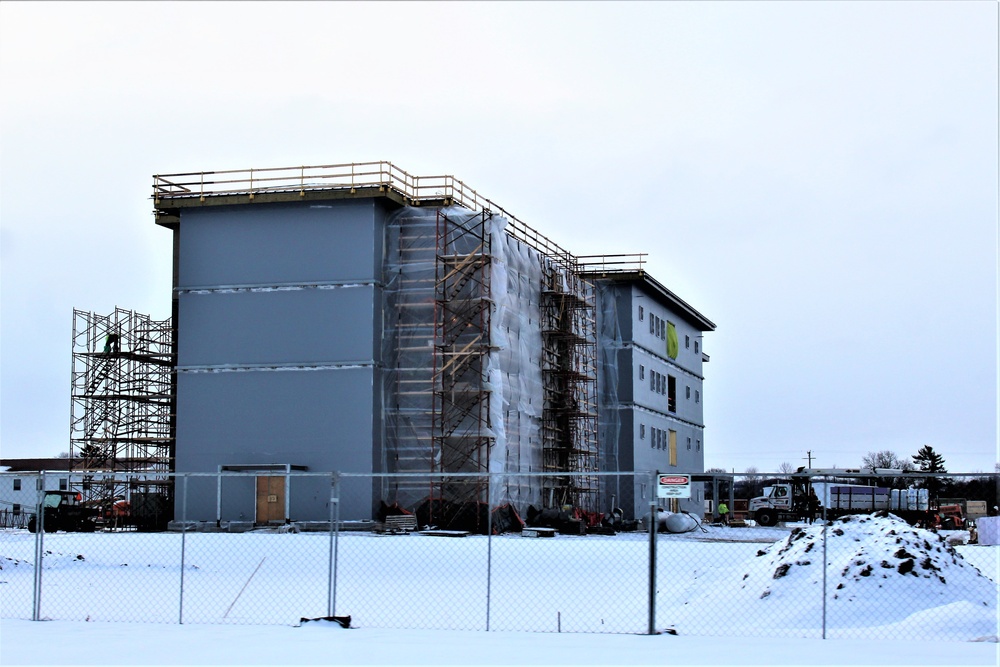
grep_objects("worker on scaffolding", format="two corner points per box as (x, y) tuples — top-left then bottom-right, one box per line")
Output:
(103, 333), (121, 354)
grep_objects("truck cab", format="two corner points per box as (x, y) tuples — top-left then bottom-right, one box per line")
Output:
(749, 481), (813, 526)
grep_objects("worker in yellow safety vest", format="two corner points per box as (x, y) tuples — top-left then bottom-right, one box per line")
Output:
(717, 501), (730, 526)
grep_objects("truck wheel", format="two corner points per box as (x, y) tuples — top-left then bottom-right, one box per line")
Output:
(756, 509), (778, 527)
(27, 518), (37, 533)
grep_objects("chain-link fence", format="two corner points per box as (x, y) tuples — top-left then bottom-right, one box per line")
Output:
(1, 470), (996, 640)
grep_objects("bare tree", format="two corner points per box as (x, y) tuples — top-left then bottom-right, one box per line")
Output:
(862, 450), (908, 470)
(861, 450), (914, 487)
(778, 462), (795, 475)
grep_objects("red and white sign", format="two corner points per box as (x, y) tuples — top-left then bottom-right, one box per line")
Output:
(657, 474), (691, 498)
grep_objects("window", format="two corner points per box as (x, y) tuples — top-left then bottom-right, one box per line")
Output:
(686, 385), (691, 399)
(695, 390), (700, 404)
(59, 478), (68, 491)
(666, 321), (678, 358)
(12, 504), (21, 515)
(685, 335), (690, 349)
(696, 439), (701, 451)
(639, 365), (645, 380)
(638, 305), (644, 321)
(668, 430), (677, 466)
(13, 478), (21, 491)
(667, 375), (677, 412)
(650, 374), (655, 391)
(687, 437), (692, 450)
(695, 340), (700, 354)
(640, 424), (645, 440)
(650, 317), (655, 335)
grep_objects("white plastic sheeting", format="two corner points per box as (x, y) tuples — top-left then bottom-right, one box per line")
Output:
(976, 516), (999, 546)
(490, 221), (547, 511)
(594, 282), (623, 503)
(380, 206), (550, 515)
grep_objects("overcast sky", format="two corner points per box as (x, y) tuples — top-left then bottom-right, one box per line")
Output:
(1, 2), (997, 474)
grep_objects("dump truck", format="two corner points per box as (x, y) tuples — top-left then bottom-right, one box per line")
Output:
(26, 491), (98, 533)
(748, 468), (965, 528)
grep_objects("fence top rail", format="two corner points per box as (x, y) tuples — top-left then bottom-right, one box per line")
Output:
(3, 470), (993, 479)
(152, 161), (591, 271)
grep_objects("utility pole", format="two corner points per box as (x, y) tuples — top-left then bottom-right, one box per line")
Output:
(804, 450), (813, 468)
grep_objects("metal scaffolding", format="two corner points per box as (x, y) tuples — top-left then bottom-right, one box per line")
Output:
(540, 268), (599, 511)
(382, 206), (600, 523)
(69, 308), (174, 523)
(431, 210), (494, 522)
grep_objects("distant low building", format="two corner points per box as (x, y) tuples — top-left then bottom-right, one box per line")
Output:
(0, 459), (74, 522)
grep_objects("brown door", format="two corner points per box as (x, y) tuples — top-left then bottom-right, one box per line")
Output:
(255, 476), (285, 524)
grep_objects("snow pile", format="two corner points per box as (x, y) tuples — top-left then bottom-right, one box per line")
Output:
(661, 514), (998, 641)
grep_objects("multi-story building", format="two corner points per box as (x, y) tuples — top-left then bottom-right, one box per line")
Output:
(150, 162), (713, 525)
(587, 272), (715, 519)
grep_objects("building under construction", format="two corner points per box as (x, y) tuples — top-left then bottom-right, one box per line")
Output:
(120, 161), (714, 526)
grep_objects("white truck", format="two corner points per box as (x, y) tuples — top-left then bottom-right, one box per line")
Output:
(748, 468), (961, 528)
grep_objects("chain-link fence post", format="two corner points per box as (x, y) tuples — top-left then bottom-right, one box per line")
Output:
(821, 472), (828, 639)
(31, 472), (45, 622)
(486, 473), (493, 632)
(327, 472), (340, 617)
(648, 470), (657, 635)
(179, 474), (188, 624)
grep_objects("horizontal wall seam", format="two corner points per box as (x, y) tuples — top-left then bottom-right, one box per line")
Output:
(626, 342), (705, 381)
(177, 361), (376, 373)
(176, 279), (380, 294)
(620, 403), (705, 430)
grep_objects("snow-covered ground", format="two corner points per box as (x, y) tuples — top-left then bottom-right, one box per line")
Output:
(2, 618), (999, 666)
(2, 515), (998, 665)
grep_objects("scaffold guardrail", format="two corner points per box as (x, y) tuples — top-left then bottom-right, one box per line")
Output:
(153, 161), (587, 271)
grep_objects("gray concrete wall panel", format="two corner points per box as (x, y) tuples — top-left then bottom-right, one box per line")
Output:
(177, 287), (374, 367)
(178, 200), (381, 287)
(175, 368), (373, 520)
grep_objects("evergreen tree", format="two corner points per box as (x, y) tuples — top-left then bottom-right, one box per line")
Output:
(912, 445), (947, 473)
(912, 445), (948, 498)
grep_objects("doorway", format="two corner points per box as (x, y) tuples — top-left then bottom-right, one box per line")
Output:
(255, 476), (285, 524)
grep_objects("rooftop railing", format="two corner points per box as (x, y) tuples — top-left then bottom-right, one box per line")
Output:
(153, 161), (585, 270)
